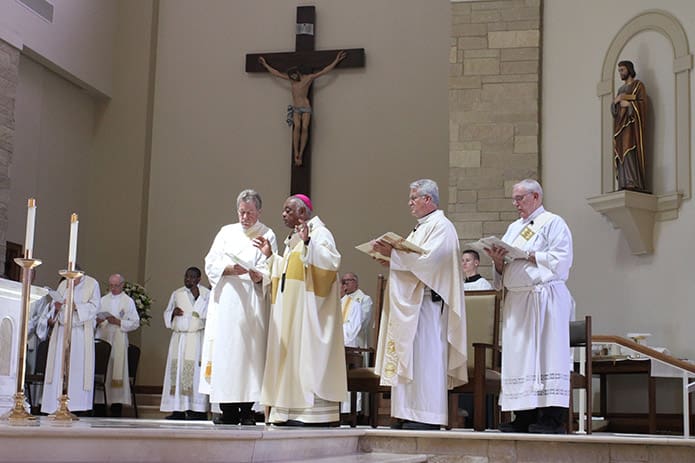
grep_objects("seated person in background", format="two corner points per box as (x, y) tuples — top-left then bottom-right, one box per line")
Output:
(95, 274), (140, 417)
(461, 249), (492, 291)
(161, 267), (210, 420)
(340, 272), (373, 417)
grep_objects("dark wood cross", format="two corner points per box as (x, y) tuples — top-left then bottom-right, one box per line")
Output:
(246, 6), (365, 196)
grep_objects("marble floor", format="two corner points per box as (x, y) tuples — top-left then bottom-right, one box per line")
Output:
(0, 418), (694, 463)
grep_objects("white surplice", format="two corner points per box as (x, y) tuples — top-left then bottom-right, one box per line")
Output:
(493, 206), (575, 411)
(199, 221), (277, 404)
(261, 216), (347, 424)
(341, 289), (373, 349)
(161, 284), (210, 412)
(41, 276), (100, 414)
(340, 288), (373, 413)
(95, 292), (140, 405)
(375, 209), (468, 426)
(463, 275), (492, 291)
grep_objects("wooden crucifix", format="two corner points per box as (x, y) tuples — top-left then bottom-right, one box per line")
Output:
(246, 6), (365, 196)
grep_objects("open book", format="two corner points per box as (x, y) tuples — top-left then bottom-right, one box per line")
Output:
(355, 232), (425, 262)
(466, 236), (527, 262)
(227, 252), (260, 273)
(46, 288), (65, 304)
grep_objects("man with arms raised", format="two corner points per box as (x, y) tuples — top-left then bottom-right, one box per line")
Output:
(161, 267), (210, 420)
(372, 179), (467, 430)
(485, 179), (574, 434)
(95, 273), (140, 417)
(254, 194), (346, 426)
(200, 189), (277, 425)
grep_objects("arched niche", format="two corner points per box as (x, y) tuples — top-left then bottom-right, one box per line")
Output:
(589, 10), (692, 255)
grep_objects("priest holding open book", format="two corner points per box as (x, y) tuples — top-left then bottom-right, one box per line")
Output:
(485, 178), (575, 434)
(372, 179), (467, 430)
(200, 189), (277, 425)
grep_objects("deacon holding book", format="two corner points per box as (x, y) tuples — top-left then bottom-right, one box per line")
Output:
(372, 179), (468, 430)
(485, 178), (574, 434)
(254, 194), (347, 426)
(95, 273), (140, 417)
(200, 189), (277, 425)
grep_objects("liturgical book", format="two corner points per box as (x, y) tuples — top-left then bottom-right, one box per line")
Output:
(356, 232), (425, 262)
(466, 236), (527, 262)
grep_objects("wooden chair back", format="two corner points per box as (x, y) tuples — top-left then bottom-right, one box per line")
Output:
(569, 315), (593, 434)
(93, 339), (112, 407)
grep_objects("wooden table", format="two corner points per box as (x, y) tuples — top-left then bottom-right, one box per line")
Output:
(591, 357), (656, 433)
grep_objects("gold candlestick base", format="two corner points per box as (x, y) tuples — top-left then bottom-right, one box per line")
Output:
(48, 395), (79, 423)
(1, 392), (39, 426)
(0, 257), (43, 426)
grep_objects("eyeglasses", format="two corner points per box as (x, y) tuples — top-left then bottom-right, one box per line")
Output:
(341, 278), (356, 284)
(409, 194), (427, 202)
(512, 193), (532, 203)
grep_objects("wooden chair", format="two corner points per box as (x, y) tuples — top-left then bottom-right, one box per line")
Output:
(128, 344), (141, 418)
(345, 274), (390, 428)
(446, 289), (502, 431)
(569, 315), (592, 434)
(25, 339), (50, 413)
(92, 339), (112, 410)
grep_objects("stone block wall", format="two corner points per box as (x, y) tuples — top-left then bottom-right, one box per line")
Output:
(449, 0), (541, 276)
(0, 39), (19, 273)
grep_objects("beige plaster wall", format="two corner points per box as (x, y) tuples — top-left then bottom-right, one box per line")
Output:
(543, 1), (694, 413)
(0, 0), (118, 97)
(141, 0), (451, 385)
(9, 54), (95, 286)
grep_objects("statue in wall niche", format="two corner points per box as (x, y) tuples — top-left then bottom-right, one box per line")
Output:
(258, 51), (346, 167)
(611, 60), (648, 192)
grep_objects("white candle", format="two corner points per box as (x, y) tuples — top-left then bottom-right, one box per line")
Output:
(68, 213), (78, 269)
(24, 198), (36, 259)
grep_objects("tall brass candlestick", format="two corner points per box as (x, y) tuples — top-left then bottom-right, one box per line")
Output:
(49, 266), (83, 422)
(1, 257), (42, 425)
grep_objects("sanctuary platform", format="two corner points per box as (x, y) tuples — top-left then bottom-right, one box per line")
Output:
(1, 418), (695, 463)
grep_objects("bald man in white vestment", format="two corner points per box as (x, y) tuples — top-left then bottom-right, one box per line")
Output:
(340, 272), (373, 415)
(373, 179), (468, 431)
(161, 266), (210, 420)
(41, 272), (100, 414)
(200, 189), (277, 425)
(95, 274), (140, 417)
(255, 194), (347, 426)
(486, 179), (575, 434)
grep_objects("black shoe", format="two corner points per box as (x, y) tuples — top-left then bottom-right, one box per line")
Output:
(499, 409), (538, 433)
(213, 415), (240, 425)
(240, 416), (257, 426)
(528, 422), (567, 434)
(165, 411), (187, 420)
(109, 403), (123, 418)
(499, 420), (530, 433)
(401, 421), (441, 431)
(186, 411), (208, 421)
(390, 420), (404, 429)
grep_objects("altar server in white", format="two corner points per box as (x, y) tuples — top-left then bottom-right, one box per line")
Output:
(200, 189), (277, 425)
(373, 179), (468, 430)
(41, 271), (100, 414)
(95, 274), (140, 416)
(161, 266), (210, 420)
(486, 178), (574, 434)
